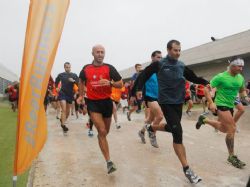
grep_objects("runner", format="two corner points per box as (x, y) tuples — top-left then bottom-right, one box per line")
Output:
(55, 62), (79, 133)
(120, 82), (129, 113)
(76, 85), (94, 136)
(4, 82), (18, 112)
(111, 86), (124, 129)
(70, 84), (78, 117)
(136, 40), (208, 183)
(86, 114), (94, 137)
(135, 50), (163, 148)
(44, 76), (54, 112)
(246, 80), (250, 97)
(233, 96), (245, 133)
(196, 57), (249, 169)
(185, 80), (193, 116)
(78, 44), (123, 174)
(50, 78), (59, 112)
(190, 83), (197, 103)
(54, 81), (61, 120)
(196, 84), (207, 113)
(74, 91), (81, 119)
(127, 64), (142, 121)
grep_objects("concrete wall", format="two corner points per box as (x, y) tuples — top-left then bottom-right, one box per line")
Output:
(188, 61), (227, 80)
(242, 56), (250, 81)
(188, 56), (250, 82)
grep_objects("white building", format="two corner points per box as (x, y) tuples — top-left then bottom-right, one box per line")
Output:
(0, 63), (19, 97)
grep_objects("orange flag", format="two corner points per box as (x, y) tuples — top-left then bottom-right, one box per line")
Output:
(14, 0), (70, 175)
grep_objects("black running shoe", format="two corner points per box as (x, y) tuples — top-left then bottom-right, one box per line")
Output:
(61, 125), (69, 132)
(138, 130), (146, 144)
(126, 112), (131, 121)
(196, 115), (206, 129)
(107, 161), (117, 174)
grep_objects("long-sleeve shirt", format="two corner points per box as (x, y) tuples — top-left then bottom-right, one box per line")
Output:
(135, 55), (209, 104)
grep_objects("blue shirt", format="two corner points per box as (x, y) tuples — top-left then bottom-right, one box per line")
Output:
(145, 73), (158, 99)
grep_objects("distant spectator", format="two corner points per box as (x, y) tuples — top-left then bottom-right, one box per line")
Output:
(246, 80), (250, 96)
(190, 83), (197, 103)
(5, 82), (19, 112)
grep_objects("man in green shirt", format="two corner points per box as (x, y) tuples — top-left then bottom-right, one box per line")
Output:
(196, 57), (249, 169)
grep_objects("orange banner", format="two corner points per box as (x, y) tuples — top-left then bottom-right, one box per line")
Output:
(14, 0), (70, 175)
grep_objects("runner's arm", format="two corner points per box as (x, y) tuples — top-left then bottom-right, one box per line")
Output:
(184, 67), (209, 85)
(136, 62), (158, 92)
(131, 73), (141, 97)
(109, 65), (123, 88)
(239, 87), (248, 100)
(78, 69), (86, 98)
(55, 73), (61, 87)
(74, 74), (80, 84)
(78, 79), (85, 97)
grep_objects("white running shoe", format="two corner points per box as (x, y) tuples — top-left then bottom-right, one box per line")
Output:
(184, 168), (202, 184)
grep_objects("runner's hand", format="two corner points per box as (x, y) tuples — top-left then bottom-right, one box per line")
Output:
(136, 91), (142, 100)
(208, 102), (217, 113)
(82, 105), (87, 115)
(68, 78), (75, 82)
(241, 96), (250, 105)
(206, 84), (211, 90)
(77, 96), (84, 105)
(245, 97), (250, 103)
(129, 96), (136, 105)
(99, 79), (110, 86)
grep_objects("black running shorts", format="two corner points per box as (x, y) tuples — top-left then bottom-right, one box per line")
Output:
(217, 106), (234, 116)
(144, 96), (158, 108)
(58, 91), (74, 104)
(86, 98), (113, 118)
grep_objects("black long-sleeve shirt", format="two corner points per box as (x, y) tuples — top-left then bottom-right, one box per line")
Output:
(135, 55), (209, 104)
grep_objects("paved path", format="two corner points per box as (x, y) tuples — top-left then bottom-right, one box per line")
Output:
(32, 107), (250, 187)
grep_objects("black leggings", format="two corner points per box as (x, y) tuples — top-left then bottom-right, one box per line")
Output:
(160, 104), (183, 144)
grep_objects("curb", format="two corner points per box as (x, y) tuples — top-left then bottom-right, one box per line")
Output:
(26, 159), (37, 187)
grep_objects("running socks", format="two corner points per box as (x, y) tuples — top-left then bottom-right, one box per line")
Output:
(183, 166), (189, 172)
(89, 119), (93, 130)
(146, 124), (154, 132)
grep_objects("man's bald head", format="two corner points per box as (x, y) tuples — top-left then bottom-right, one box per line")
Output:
(92, 44), (105, 53)
(92, 44), (105, 65)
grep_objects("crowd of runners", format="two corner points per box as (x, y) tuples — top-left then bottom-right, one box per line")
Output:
(4, 41), (250, 184)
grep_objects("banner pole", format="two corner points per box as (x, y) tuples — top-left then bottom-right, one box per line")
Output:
(12, 176), (17, 187)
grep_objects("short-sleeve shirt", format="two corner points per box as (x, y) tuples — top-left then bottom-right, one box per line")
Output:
(6, 86), (18, 100)
(185, 81), (190, 98)
(111, 87), (124, 102)
(79, 63), (122, 100)
(55, 72), (79, 97)
(196, 84), (205, 96)
(210, 71), (245, 108)
(130, 72), (139, 91)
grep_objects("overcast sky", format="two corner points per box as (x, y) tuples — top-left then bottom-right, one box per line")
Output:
(0, 0), (250, 78)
